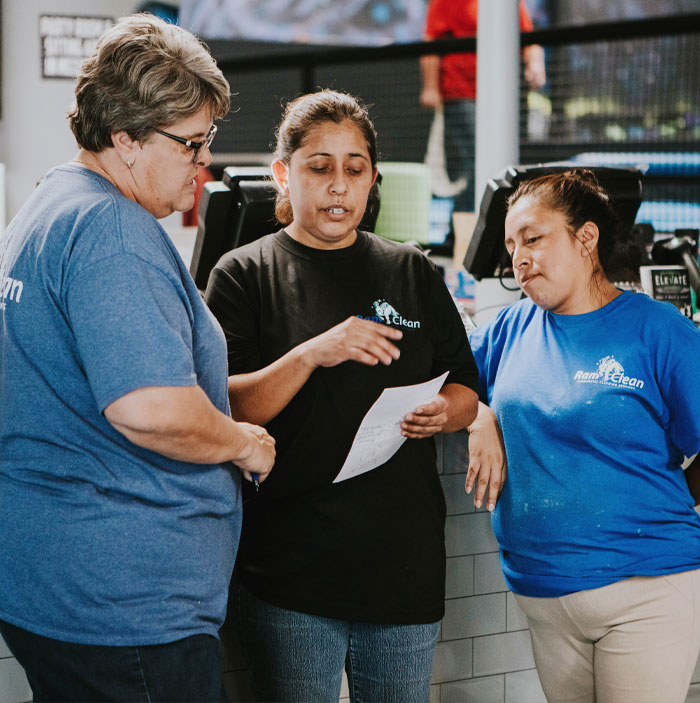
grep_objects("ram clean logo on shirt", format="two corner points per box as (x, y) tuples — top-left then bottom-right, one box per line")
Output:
(573, 355), (645, 389)
(356, 298), (421, 329)
(0, 276), (24, 310)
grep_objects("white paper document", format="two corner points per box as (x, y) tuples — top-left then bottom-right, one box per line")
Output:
(333, 372), (449, 483)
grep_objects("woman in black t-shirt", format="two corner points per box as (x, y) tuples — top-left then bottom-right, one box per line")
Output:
(205, 90), (481, 703)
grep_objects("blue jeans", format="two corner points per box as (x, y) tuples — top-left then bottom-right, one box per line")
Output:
(443, 98), (477, 214)
(238, 584), (440, 703)
(0, 619), (226, 702)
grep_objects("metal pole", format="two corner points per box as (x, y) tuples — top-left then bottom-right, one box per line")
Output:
(475, 0), (520, 211)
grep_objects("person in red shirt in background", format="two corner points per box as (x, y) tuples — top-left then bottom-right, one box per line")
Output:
(182, 166), (215, 227)
(420, 0), (546, 221)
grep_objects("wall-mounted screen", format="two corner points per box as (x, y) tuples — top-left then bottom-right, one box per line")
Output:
(178, 0), (425, 44)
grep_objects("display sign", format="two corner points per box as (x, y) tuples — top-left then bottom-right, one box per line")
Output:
(40, 15), (113, 79)
(178, 0), (424, 44)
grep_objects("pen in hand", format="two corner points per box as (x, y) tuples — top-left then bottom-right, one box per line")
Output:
(251, 473), (260, 492)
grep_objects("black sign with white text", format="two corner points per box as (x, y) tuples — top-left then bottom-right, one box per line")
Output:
(40, 15), (113, 79)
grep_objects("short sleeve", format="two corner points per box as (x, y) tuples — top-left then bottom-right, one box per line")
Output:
(654, 315), (700, 457)
(65, 254), (197, 411)
(425, 260), (479, 392)
(519, 1), (534, 32)
(467, 320), (493, 403)
(424, 0), (452, 38)
(204, 263), (262, 375)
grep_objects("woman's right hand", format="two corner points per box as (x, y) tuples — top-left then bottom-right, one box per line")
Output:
(466, 404), (507, 512)
(420, 87), (442, 109)
(235, 422), (276, 483)
(303, 316), (403, 369)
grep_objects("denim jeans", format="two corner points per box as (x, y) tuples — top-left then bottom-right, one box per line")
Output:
(443, 98), (477, 214)
(238, 584), (440, 703)
(0, 619), (226, 702)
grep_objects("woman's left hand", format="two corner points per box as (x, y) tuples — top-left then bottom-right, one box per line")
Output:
(466, 403), (507, 511)
(401, 395), (450, 439)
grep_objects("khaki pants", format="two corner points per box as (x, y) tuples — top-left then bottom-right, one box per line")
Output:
(514, 569), (700, 703)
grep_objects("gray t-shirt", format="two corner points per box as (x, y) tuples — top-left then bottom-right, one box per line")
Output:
(0, 164), (240, 645)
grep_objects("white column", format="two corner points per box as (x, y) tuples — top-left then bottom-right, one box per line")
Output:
(475, 0), (520, 210)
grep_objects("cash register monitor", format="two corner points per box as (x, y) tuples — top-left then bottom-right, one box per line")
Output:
(190, 168), (276, 290)
(463, 163), (643, 281)
(191, 167), (381, 290)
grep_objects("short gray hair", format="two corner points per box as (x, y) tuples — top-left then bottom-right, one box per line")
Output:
(68, 13), (230, 152)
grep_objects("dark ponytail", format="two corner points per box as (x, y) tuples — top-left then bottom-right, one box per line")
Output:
(271, 90), (378, 226)
(507, 168), (632, 280)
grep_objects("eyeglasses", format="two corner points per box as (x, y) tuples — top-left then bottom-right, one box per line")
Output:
(152, 124), (217, 162)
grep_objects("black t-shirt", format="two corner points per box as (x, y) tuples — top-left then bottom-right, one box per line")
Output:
(205, 230), (478, 624)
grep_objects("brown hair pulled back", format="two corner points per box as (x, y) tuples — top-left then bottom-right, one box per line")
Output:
(507, 168), (623, 280)
(272, 90), (377, 225)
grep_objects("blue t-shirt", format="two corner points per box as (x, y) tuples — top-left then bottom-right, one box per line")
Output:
(469, 291), (700, 597)
(0, 164), (241, 645)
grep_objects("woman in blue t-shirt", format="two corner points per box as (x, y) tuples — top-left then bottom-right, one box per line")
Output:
(0, 14), (275, 702)
(468, 168), (700, 703)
